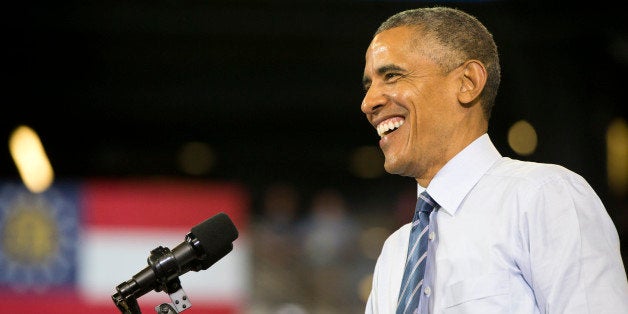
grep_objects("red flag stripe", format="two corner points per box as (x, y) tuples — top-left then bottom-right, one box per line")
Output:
(81, 179), (250, 231)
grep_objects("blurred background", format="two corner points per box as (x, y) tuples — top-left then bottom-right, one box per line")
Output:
(1, 0), (626, 313)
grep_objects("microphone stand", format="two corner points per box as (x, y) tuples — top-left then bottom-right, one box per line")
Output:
(112, 246), (193, 314)
(152, 276), (192, 314)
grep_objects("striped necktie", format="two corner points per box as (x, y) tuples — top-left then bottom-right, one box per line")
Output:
(396, 191), (439, 314)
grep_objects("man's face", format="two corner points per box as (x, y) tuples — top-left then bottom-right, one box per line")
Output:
(361, 26), (464, 181)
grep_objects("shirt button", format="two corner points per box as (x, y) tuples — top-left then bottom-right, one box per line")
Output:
(424, 286), (431, 296)
(428, 231), (435, 240)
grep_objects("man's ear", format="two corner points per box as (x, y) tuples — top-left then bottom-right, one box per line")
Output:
(457, 60), (487, 105)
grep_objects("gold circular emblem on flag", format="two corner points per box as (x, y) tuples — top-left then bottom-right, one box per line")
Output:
(2, 195), (59, 265)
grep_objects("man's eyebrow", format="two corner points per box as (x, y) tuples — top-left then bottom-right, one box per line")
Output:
(376, 64), (406, 75)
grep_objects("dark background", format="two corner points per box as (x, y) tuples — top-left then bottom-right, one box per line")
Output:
(1, 0), (626, 243)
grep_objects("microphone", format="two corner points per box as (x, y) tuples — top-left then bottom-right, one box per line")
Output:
(112, 212), (239, 313)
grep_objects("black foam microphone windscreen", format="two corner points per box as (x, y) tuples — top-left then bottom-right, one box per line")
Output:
(190, 212), (239, 270)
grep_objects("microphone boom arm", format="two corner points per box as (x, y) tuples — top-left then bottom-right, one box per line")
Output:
(111, 212), (238, 314)
(112, 241), (199, 314)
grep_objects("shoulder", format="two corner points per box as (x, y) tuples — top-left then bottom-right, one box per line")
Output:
(487, 157), (591, 192)
(477, 157), (604, 217)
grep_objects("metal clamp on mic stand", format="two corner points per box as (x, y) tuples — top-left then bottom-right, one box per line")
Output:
(112, 243), (195, 314)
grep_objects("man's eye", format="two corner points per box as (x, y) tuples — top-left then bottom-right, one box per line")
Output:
(385, 73), (400, 80)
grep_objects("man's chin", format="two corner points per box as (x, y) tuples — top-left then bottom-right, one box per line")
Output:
(384, 158), (412, 177)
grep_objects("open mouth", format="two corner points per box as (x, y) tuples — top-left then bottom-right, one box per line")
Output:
(376, 117), (405, 138)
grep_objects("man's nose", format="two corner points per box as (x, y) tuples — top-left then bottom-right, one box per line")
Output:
(361, 85), (387, 114)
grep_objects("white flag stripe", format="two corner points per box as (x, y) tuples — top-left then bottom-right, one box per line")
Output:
(78, 227), (250, 305)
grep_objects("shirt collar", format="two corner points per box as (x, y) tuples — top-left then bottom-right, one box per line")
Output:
(420, 133), (501, 216)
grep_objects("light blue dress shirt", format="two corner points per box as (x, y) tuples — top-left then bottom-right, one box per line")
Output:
(365, 134), (628, 313)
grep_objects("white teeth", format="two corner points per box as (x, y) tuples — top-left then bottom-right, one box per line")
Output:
(376, 119), (405, 137)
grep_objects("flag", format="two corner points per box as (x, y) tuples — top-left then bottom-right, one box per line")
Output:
(0, 178), (250, 313)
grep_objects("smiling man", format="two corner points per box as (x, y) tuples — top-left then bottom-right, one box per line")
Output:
(362, 6), (628, 314)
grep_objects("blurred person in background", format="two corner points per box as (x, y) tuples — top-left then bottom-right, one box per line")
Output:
(299, 188), (361, 313)
(251, 182), (308, 313)
(360, 6), (628, 314)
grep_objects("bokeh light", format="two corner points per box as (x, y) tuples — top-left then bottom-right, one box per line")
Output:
(507, 120), (538, 156)
(9, 125), (54, 193)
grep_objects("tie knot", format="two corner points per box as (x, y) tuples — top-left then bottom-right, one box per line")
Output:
(417, 191), (438, 214)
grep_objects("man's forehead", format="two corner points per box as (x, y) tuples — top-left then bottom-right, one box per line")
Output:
(365, 34), (412, 70)
(367, 28), (418, 59)
(364, 43), (389, 68)
(368, 39), (392, 57)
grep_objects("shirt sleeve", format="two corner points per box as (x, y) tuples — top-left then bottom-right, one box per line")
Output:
(365, 225), (408, 314)
(518, 170), (628, 313)
(365, 256), (379, 314)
